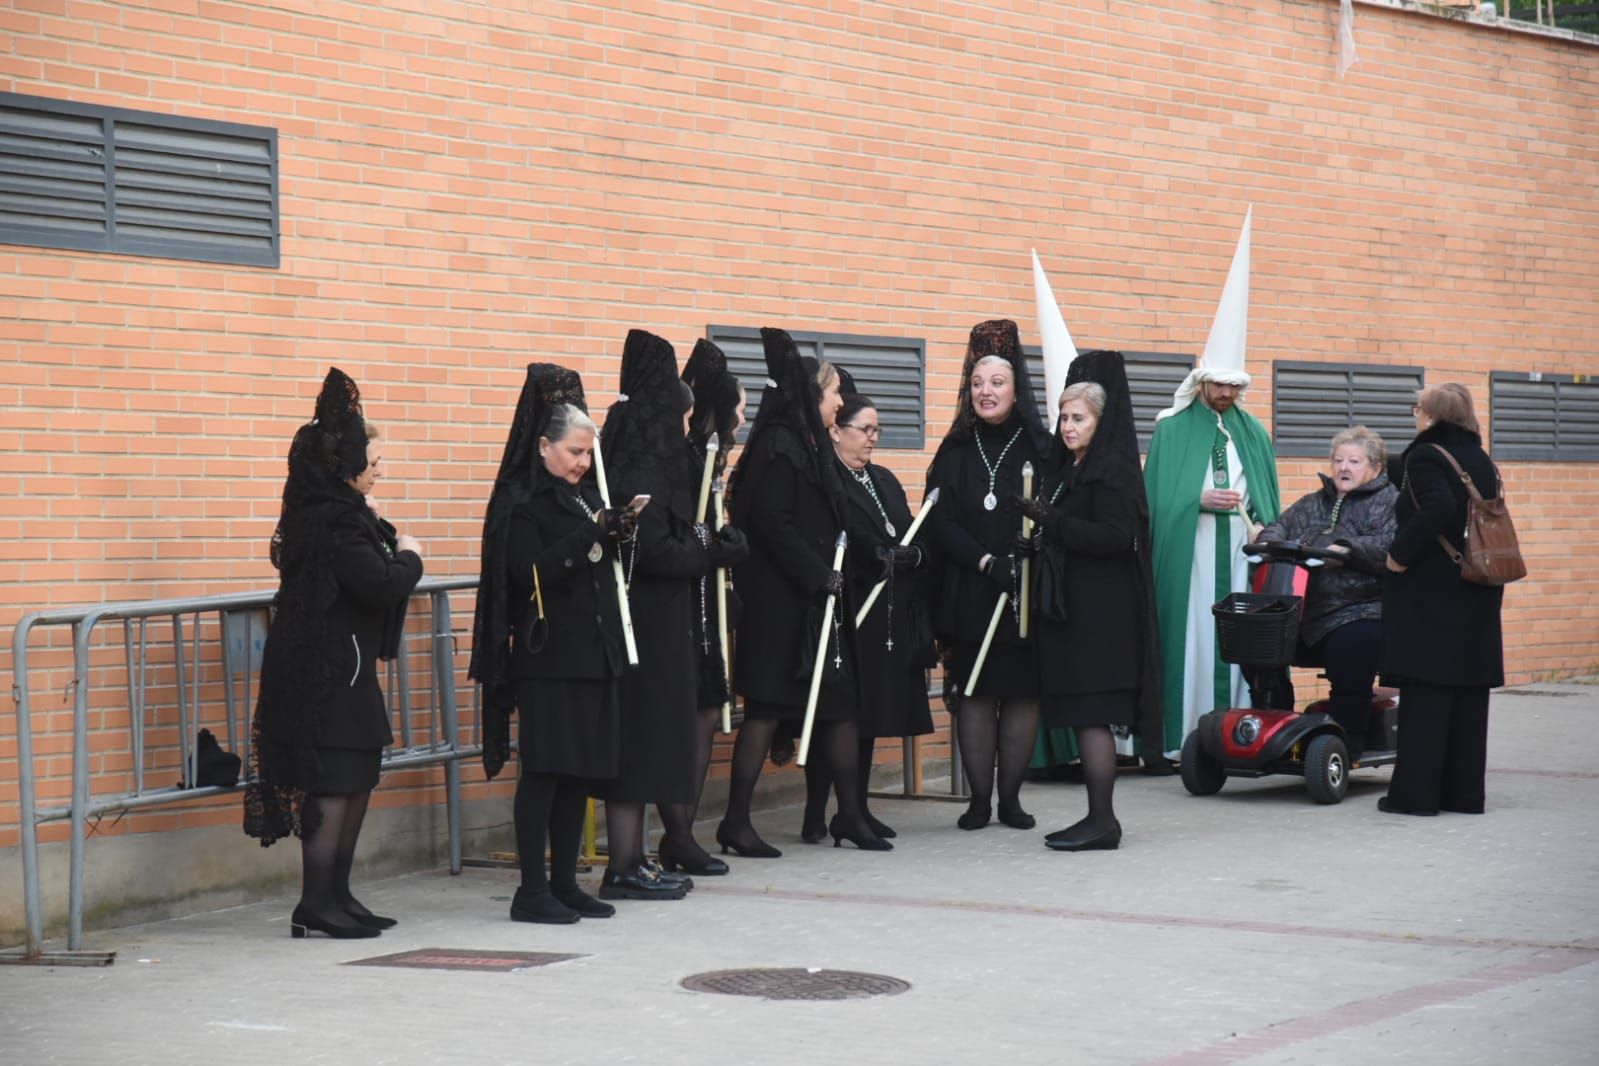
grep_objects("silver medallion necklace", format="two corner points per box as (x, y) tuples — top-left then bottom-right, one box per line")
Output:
(571, 491), (605, 564)
(974, 425), (1023, 510)
(848, 464), (895, 537)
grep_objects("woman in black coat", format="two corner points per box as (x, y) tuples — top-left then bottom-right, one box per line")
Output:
(1019, 352), (1160, 852)
(926, 320), (1054, 832)
(244, 367), (425, 940)
(803, 393), (935, 841)
(471, 365), (634, 924)
(1380, 383), (1507, 816)
(718, 328), (888, 855)
(601, 330), (747, 897)
(656, 339), (747, 876)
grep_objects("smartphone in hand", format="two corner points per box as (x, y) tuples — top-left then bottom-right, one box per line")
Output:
(625, 494), (651, 515)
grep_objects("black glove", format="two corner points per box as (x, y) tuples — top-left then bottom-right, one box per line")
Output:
(597, 506), (639, 542)
(1014, 494), (1052, 525)
(981, 554), (1018, 592)
(817, 569), (845, 602)
(875, 544), (923, 570)
(706, 526), (750, 568)
(1012, 529), (1039, 560)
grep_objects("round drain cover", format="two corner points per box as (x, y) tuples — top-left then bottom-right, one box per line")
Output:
(680, 967), (910, 1001)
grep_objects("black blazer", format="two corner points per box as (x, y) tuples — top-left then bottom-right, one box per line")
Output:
(507, 472), (625, 682)
(1380, 422), (1505, 688)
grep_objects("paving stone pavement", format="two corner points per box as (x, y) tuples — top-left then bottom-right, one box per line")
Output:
(3, 684), (1597, 1065)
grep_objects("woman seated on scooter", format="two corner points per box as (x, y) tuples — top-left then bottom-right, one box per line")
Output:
(1256, 426), (1398, 758)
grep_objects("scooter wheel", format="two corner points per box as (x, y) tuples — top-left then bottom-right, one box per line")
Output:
(1180, 731), (1225, 796)
(1304, 734), (1349, 805)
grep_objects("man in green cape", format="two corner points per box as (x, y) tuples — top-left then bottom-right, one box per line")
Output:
(1143, 207), (1280, 762)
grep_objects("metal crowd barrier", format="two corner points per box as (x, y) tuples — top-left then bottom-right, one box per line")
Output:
(8, 575), (960, 961)
(7, 577), (478, 960)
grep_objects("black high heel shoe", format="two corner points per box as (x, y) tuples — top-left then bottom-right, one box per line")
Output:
(715, 822), (782, 858)
(342, 899), (397, 930)
(997, 801), (1035, 830)
(829, 815), (892, 851)
(291, 904), (381, 939)
(657, 838), (729, 876)
(863, 811), (897, 839)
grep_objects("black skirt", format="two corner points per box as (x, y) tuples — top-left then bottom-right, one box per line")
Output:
(514, 677), (620, 781)
(946, 641), (1039, 700)
(310, 746), (381, 794)
(1042, 689), (1137, 729)
(606, 670), (698, 805)
(742, 694), (854, 724)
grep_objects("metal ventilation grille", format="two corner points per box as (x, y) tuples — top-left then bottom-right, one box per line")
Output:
(1491, 373), (1599, 462)
(1024, 347), (1194, 453)
(707, 326), (926, 449)
(1272, 362), (1423, 457)
(0, 92), (277, 267)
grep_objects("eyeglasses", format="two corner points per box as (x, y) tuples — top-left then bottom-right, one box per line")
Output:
(1410, 404), (1422, 415)
(841, 423), (881, 438)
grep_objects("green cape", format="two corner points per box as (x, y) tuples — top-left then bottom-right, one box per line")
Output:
(1143, 401), (1280, 743)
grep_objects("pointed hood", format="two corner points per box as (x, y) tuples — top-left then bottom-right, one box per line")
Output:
(1159, 206), (1253, 421)
(1032, 250), (1081, 431)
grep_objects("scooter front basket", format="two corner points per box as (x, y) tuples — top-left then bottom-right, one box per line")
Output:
(1213, 593), (1302, 668)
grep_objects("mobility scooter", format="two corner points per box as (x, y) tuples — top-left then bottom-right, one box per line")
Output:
(1180, 539), (1398, 805)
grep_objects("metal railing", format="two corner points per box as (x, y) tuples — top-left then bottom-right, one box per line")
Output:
(8, 576), (477, 958)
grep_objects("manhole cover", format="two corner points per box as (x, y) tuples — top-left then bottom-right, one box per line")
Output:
(1510, 689), (1576, 698)
(347, 948), (585, 972)
(680, 967), (911, 1000)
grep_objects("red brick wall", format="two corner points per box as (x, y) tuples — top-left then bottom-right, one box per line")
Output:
(3, 0), (1596, 852)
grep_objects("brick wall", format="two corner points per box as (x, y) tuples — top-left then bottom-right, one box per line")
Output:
(2, 0), (1596, 863)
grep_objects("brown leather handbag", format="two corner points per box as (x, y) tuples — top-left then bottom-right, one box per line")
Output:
(1417, 444), (1527, 586)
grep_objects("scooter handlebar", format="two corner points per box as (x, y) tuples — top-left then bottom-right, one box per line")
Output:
(1243, 539), (1345, 566)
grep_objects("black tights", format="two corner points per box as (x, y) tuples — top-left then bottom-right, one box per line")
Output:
(957, 697), (1038, 814)
(513, 770), (589, 897)
(299, 790), (374, 924)
(721, 715), (867, 845)
(1068, 725), (1120, 832)
(656, 707), (720, 862)
(802, 735), (880, 832)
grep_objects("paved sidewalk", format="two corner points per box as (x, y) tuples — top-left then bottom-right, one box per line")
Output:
(4, 684), (1597, 1065)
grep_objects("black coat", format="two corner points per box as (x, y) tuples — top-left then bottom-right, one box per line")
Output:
(732, 428), (857, 714)
(1258, 472), (1398, 647)
(507, 473), (626, 682)
(925, 417), (1050, 647)
(261, 507), (422, 752)
(610, 466), (712, 803)
(1035, 472), (1149, 700)
(839, 460), (934, 739)
(1380, 422), (1505, 689)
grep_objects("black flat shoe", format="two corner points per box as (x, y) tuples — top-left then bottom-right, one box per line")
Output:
(552, 888), (615, 919)
(342, 899), (397, 930)
(1141, 757), (1179, 777)
(656, 838), (729, 876)
(1377, 797), (1438, 817)
(830, 815), (892, 851)
(957, 803), (991, 831)
(800, 818), (829, 844)
(599, 865), (689, 901)
(291, 904), (381, 939)
(997, 802), (1035, 830)
(864, 812), (897, 839)
(510, 888), (580, 924)
(1044, 821), (1122, 852)
(715, 822), (782, 858)
(645, 858), (693, 893)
